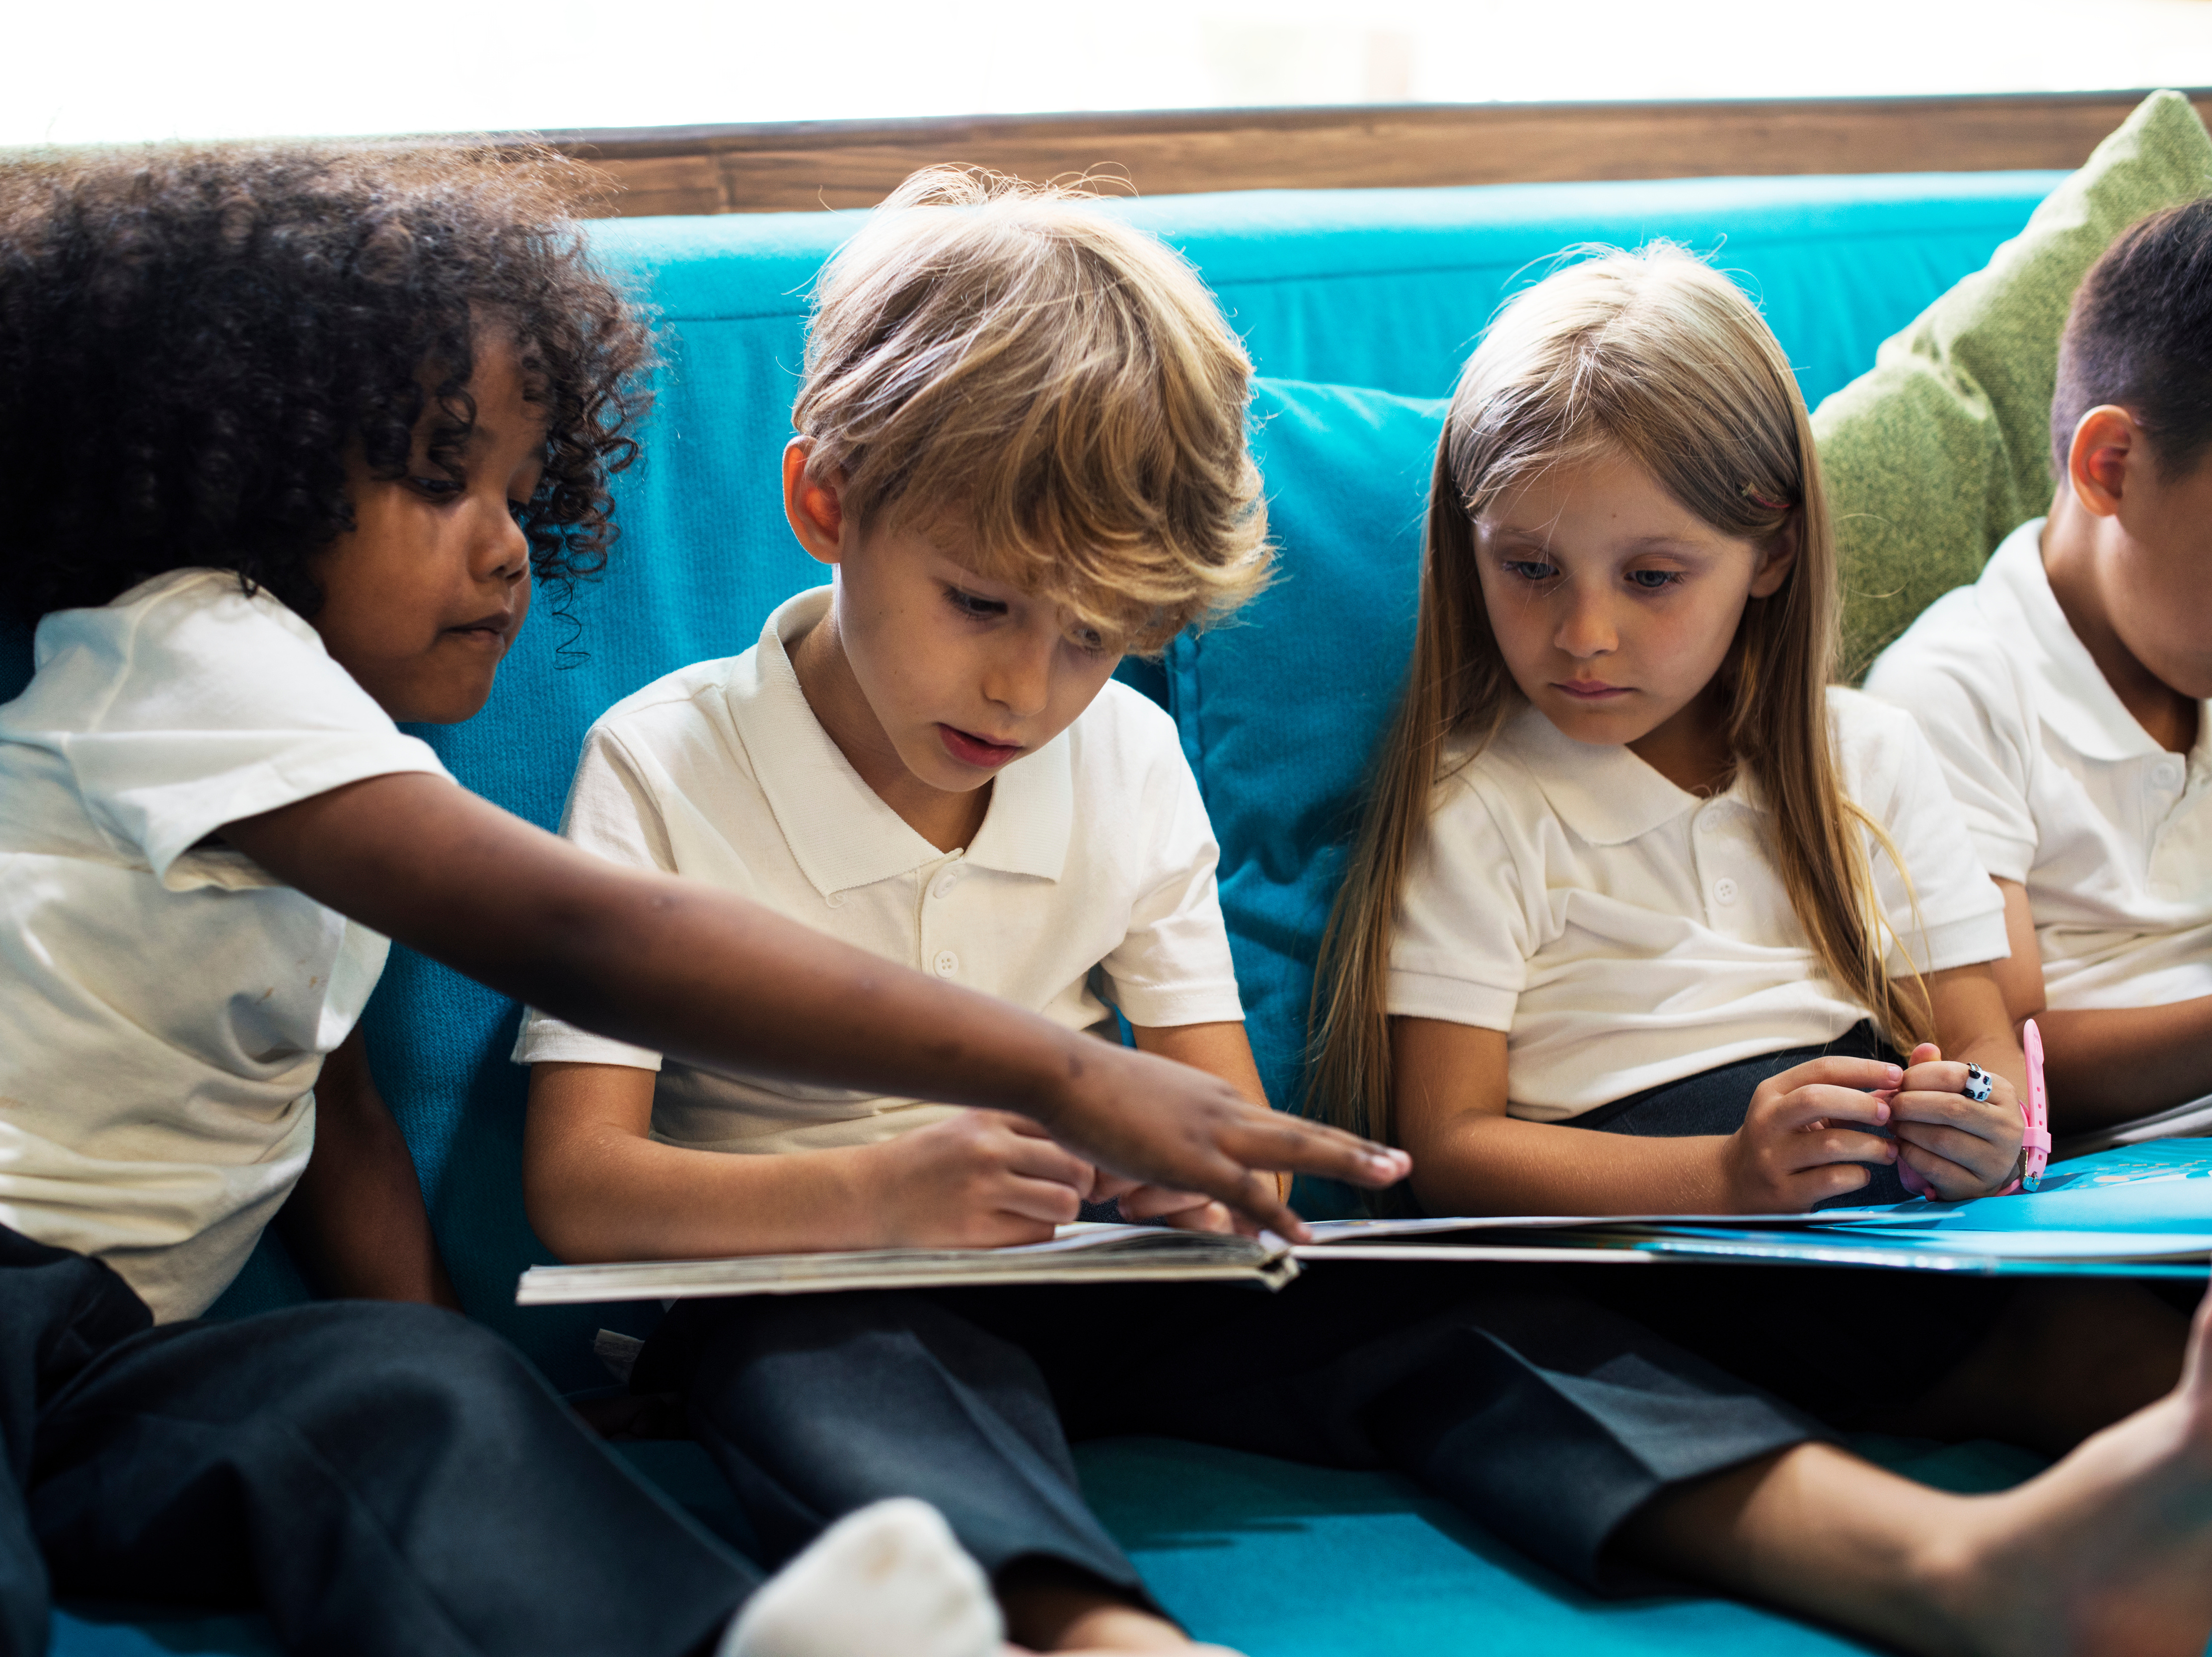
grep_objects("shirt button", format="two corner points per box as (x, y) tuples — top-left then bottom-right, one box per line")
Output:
(932, 949), (959, 977)
(2154, 759), (2184, 789)
(930, 868), (962, 900)
(825, 891), (846, 909)
(1712, 876), (1740, 905)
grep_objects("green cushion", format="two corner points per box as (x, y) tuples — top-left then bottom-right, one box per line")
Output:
(1816, 89), (2212, 679)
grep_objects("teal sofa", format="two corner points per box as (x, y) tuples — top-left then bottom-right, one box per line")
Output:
(13, 168), (2082, 1657)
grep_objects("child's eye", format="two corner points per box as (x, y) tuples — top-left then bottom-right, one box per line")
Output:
(1501, 560), (1558, 583)
(1626, 569), (1685, 591)
(1066, 625), (1110, 657)
(943, 585), (1008, 620)
(409, 475), (464, 502)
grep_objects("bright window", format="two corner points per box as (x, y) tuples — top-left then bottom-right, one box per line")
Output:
(11, 0), (2212, 148)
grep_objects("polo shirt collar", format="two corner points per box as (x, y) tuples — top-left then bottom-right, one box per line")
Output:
(1496, 702), (1710, 846)
(1980, 518), (2207, 764)
(733, 587), (1072, 899)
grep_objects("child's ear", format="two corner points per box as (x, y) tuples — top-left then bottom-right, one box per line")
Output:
(1747, 511), (1800, 599)
(783, 438), (847, 567)
(2066, 405), (2138, 519)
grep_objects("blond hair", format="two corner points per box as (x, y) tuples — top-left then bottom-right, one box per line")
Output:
(1308, 244), (1929, 1148)
(791, 167), (1269, 652)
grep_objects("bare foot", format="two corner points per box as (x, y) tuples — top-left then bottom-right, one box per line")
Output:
(1929, 1286), (2212, 1656)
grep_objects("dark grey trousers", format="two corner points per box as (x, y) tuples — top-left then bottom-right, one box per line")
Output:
(0, 1225), (755, 1657)
(639, 1263), (1823, 1607)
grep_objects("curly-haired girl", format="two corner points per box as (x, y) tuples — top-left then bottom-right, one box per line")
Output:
(0, 142), (1402, 1657)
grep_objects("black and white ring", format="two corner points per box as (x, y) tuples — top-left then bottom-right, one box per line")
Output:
(1963, 1062), (1994, 1103)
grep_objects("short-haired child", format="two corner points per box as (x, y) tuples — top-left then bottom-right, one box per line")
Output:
(1311, 242), (2212, 1654)
(1868, 199), (2212, 1135)
(0, 142), (1404, 1657)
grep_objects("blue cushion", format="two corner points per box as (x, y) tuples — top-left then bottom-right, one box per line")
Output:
(1076, 1434), (2052, 1656)
(1164, 378), (1444, 1187)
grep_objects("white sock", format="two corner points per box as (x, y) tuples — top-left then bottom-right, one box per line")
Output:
(721, 1498), (1005, 1657)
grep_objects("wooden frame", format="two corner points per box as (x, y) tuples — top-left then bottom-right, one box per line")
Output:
(542, 90), (2212, 217)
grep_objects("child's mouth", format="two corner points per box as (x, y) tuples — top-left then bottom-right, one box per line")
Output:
(446, 611), (515, 649)
(1554, 679), (1629, 701)
(937, 724), (1023, 768)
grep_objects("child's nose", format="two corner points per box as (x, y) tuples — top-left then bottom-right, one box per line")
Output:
(477, 503), (530, 583)
(984, 633), (1054, 718)
(1554, 590), (1617, 659)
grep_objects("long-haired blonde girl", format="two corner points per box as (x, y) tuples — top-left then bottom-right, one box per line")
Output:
(1312, 243), (2028, 1215)
(1290, 254), (2212, 1657)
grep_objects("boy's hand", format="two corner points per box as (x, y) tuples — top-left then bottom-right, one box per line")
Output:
(1885, 1042), (2024, 1201)
(1034, 1042), (1409, 1242)
(863, 1110), (1094, 1248)
(1086, 1170), (1239, 1235)
(1721, 1056), (1900, 1211)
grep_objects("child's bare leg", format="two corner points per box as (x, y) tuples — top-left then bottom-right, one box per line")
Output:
(1621, 1285), (2212, 1657)
(1869, 1280), (2189, 1455)
(996, 1559), (1242, 1655)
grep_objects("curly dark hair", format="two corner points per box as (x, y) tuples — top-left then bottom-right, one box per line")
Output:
(0, 140), (655, 624)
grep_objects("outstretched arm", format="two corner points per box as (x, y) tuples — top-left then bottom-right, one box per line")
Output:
(1989, 877), (2212, 1129)
(278, 1024), (461, 1307)
(225, 773), (1407, 1237)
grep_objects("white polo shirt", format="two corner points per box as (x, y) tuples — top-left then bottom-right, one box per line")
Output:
(1867, 517), (2212, 1011)
(513, 586), (1245, 1153)
(0, 569), (450, 1321)
(1387, 690), (2008, 1121)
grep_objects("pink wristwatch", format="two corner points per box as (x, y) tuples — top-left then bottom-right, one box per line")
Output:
(1999, 1018), (2053, 1195)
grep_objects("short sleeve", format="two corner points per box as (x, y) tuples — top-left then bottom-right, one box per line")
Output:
(1865, 617), (2040, 885)
(1096, 742), (1245, 1028)
(4, 572), (448, 890)
(1839, 693), (2009, 975)
(1385, 772), (1533, 1031)
(511, 726), (678, 1071)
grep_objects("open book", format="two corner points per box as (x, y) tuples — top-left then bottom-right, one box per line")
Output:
(513, 1142), (2212, 1306)
(514, 1221), (1657, 1305)
(517, 1225), (1301, 1304)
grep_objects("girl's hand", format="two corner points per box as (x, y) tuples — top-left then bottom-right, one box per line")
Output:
(860, 1110), (1096, 1248)
(1883, 1041), (2024, 1201)
(1721, 1056), (1901, 1211)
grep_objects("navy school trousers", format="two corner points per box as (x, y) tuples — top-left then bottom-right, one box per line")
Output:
(637, 1262), (1826, 1610)
(0, 1225), (755, 1657)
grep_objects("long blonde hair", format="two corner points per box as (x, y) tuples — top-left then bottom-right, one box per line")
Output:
(1307, 244), (1928, 1148)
